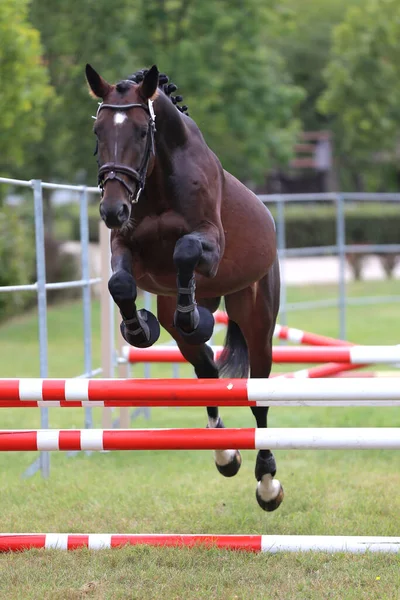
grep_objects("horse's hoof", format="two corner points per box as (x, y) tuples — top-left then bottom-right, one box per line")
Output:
(255, 481), (284, 512)
(175, 306), (214, 345)
(120, 309), (160, 348)
(215, 450), (242, 478)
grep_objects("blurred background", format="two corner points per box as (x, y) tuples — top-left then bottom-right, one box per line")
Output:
(0, 0), (400, 335)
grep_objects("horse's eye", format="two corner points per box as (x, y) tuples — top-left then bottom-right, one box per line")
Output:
(140, 129), (147, 139)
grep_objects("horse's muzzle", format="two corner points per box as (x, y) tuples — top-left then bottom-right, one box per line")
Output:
(99, 201), (130, 229)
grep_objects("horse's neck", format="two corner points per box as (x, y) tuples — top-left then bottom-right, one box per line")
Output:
(142, 95), (188, 211)
(154, 93), (187, 150)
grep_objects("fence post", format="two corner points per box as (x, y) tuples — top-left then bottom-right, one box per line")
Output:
(336, 193), (346, 340)
(276, 198), (287, 327)
(79, 186), (93, 430)
(33, 179), (50, 478)
(100, 222), (114, 428)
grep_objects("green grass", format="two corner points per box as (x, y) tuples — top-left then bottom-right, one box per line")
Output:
(0, 280), (400, 599)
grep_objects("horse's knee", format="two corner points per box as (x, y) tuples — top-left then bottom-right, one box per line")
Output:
(255, 452), (284, 512)
(108, 271), (137, 305)
(173, 235), (202, 273)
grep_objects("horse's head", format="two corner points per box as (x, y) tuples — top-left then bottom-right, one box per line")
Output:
(86, 64), (159, 229)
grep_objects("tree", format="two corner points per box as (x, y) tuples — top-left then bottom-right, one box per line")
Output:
(126, 0), (304, 184)
(318, 0), (400, 188)
(272, 0), (362, 131)
(24, 0), (303, 187)
(0, 0), (52, 174)
(26, 0), (134, 183)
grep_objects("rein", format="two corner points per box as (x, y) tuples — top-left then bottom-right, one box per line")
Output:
(96, 100), (156, 204)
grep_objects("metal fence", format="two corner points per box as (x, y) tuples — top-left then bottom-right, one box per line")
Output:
(1, 177), (400, 477)
(0, 177), (101, 478)
(263, 192), (400, 340)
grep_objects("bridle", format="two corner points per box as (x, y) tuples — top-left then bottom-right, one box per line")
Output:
(95, 99), (156, 204)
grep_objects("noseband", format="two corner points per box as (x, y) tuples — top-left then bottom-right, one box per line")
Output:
(96, 100), (156, 203)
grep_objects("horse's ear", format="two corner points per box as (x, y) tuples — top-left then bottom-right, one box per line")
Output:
(85, 64), (112, 99)
(140, 65), (159, 99)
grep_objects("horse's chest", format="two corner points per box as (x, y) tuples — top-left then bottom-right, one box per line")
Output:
(130, 212), (191, 275)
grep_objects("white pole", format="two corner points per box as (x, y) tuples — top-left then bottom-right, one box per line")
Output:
(255, 427), (400, 449)
(261, 535), (400, 553)
(100, 223), (114, 428)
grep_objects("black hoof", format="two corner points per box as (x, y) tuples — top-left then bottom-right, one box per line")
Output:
(215, 450), (242, 478)
(175, 306), (214, 345)
(255, 483), (284, 512)
(120, 309), (160, 348)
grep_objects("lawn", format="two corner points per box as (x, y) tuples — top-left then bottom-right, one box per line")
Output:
(0, 280), (400, 599)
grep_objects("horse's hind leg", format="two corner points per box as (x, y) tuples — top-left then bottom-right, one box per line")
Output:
(224, 261), (283, 512)
(108, 240), (160, 348)
(157, 295), (241, 478)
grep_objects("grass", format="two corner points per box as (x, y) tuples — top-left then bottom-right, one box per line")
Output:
(0, 279), (400, 598)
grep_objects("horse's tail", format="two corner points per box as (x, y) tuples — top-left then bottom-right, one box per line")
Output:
(217, 319), (249, 379)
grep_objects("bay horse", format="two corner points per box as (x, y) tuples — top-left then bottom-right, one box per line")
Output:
(86, 64), (283, 512)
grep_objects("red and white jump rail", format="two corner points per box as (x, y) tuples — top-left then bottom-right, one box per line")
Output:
(1, 533), (400, 554)
(0, 427), (399, 451)
(215, 311), (352, 348)
(217, 311), (374, 378)
(122, 345), (400, 365)
(1, 377), (400, 407)
(273, 324), (352, 347)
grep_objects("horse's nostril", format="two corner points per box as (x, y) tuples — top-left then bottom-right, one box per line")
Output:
(117, 204), (130, 223)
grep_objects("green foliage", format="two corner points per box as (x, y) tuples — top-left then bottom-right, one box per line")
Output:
(319, 0), (400, 158)
(22, 0), (304, 186)
(44, 235), (81, 304)
(274, 0), (362, 131)
(27, 0), (133, 183)
(53, 202), (100, 242)
(0, 0), (53, 172)
(127, 0), (304, 183)
(0, 206), (36, 321)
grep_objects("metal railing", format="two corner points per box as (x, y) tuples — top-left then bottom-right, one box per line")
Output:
(1, 177), (400, 477)
(0, 177), (101, 477)
(263, 192), (400, 339)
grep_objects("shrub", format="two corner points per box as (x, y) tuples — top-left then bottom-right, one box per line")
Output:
(0, 206), (36, 322)
(45, 235), (81, 304)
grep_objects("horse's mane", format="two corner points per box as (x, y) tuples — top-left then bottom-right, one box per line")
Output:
(116, 69), (189, 116)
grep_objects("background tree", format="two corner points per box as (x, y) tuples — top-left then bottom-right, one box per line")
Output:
(18, 0), (304, 188)
(0, 0), (52, 177)
(273, 0), (362, 132)
(319, 0), (400, 190)
(126, 0), (304, 184)
(26, 0), (136, 184)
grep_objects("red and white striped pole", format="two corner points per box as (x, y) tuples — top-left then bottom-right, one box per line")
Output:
(0, 427), (398, 451)
(1, 377), (400, 407)
(0, 533), (399, 553)
(122, 345), (400, 365)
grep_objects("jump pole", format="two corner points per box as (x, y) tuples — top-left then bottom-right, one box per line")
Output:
(2, 377), (400, 406)
(217, 310), (375, 378)
(0, 427), (399, 451)
(122, 345), (400, 365)
(215, 312), (352, 348)
(1, 533), (399, 554)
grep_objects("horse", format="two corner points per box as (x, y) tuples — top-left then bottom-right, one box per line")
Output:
(85, 63), (283, 512)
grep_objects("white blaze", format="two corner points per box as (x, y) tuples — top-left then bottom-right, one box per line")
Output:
(114, 112), (127, 125)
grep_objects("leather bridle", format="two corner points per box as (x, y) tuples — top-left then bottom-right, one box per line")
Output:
(95, 99), (156, 203)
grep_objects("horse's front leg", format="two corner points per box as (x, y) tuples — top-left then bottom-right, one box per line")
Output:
(173, 229), (221, 345)
(108, 239), (160, 348)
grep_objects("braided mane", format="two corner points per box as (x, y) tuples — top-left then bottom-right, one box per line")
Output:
(116, 69), (189, 116)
